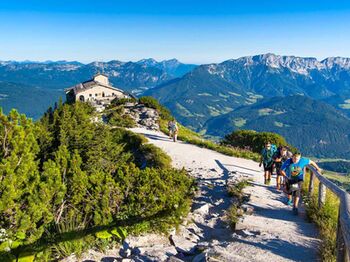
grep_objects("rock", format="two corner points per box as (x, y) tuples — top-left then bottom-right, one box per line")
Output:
(138, 245), (177, 261)
(170, 235), (197, 254)
(193, 203), (211, 216)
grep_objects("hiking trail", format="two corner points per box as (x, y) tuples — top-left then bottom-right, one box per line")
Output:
(70, 127), (320, 262)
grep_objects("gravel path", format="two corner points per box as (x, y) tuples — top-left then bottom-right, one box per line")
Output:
(70, 128), (320, 262)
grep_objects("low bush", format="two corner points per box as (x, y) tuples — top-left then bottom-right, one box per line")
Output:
(139, 144), (172, 169)
(106, 107), (136, 128)
(302, 173), (339, 261)
(226, 205), (244, 229)
(222, 129), (296, 153)
(227, 180), (250, 200)
(110, 97), (137, 107)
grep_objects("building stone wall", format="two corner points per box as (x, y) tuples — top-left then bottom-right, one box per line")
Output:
(76, 84), (127, 102)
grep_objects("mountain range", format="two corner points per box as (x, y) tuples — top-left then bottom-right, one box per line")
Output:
(146, 53), (350, 128)
(0, 58), (196, 92)
(3, 53), (350, 158)
(0, 58), (196, 118)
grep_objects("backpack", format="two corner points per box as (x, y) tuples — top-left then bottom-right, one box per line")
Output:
(262, 144), (277, 164)
(170, 122), (177, 132)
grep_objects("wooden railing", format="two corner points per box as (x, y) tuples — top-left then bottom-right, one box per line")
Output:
(306, 166), (350, 262)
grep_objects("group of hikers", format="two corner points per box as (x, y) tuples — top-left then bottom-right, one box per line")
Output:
(259, 142), (322, 215)
(167, 119), (179, 142)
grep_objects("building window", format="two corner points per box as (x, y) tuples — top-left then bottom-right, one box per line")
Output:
(79, 95), (85, 102)
(95, 93), (98, 97)
(102, 92), (105, 97)
(112, 93), (115, 96)
(89, 94), (92, 97)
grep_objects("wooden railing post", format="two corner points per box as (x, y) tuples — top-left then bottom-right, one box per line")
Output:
(336, 210), (347, 262)
(307, 165), (350, 259)
(318, 182), (326, 208)
(308, 170), (315, 197)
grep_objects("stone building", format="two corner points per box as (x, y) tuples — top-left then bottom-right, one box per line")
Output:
(65, 73), (131, 105)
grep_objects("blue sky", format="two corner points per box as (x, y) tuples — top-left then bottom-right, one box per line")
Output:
(1, 0), (350, 64)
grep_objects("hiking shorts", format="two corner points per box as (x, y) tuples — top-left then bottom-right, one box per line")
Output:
(263, 163), (273, 172)
(286, 179), (303, 197)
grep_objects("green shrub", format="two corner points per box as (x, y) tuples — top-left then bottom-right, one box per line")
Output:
(226, 205), (244, 229)
(115, 164), (194, 219)
(227, 180), (250, 200)
(222, 129), (295, 153)
(302, 173), (339, 261)
(108, 112), (136, 128)
(110, 97), (137, 107)
(139, 144), (172, 169)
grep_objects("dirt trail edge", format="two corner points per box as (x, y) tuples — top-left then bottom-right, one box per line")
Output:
(72, 128), (320, 262)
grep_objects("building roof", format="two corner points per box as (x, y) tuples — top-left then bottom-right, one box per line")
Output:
(65, 79), (125, 95)
(65, 74), (136, 99)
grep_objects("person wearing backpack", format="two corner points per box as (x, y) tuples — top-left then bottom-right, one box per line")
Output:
(280, 152), (322, 215)
(259, 142), (277, 185)
(273, 146), (293, 190)
(168, 120), (174, 139)
(168, 119), (179, 142)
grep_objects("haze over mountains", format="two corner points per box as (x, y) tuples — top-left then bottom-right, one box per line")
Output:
(2, 53), (350, 158)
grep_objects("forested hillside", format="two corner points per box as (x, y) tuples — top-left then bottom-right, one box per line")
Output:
(0, 102), (194, 261)
(204, 95), (350, 158)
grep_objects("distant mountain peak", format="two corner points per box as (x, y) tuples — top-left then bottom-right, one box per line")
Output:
(137, 58), (158, 66)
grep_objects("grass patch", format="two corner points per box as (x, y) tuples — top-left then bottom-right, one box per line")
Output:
(226, 205), (244, 229)
(226, 179), (250, 229)
(227, 179), (250, 200)
(302, 173), (340, 261)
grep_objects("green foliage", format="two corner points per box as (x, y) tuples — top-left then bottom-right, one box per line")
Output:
(302, 173), (339, 261)
(139, 144), (172, 169)
(226, 205), (244, 229)
(110, 227), (127, 240)
(95, 230), (113, 239)
(106, 106), (136, 128)
(110, 97), (137, 107)
(0, 109), (51, 244)
(17, 252), (35, 262)
(227, 180), (250, 200)
(222, 129), (295, 153)
(115, 164), (194, 220)
(139, 96), (172, 121)
(0, 102), (194, 260)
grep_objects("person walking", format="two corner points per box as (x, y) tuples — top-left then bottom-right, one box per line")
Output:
(273, 146), (293, 190)
(259, 142), (277, 185)
(280, 152), (322, 215)
(168, 119), (179, 142)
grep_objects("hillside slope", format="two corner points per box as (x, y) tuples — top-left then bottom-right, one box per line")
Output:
(0, 81), (64, 119)
(204, 95), (350, 158)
